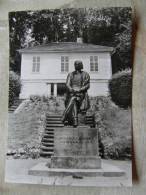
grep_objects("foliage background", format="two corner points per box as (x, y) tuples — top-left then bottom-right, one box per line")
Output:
(9, 7), (132, 73)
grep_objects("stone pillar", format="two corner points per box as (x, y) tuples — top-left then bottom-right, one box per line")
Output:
(54, 83), (57, 96)
(47, 83), (51, 96)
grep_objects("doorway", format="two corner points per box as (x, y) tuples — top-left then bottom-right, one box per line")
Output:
(57, 83), (66, 96)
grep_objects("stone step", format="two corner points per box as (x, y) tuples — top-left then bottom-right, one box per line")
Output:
(9, 99), (23, 112)
(46, 124), (64, 127)
(9, 105), (18, 108)
(10, 106), (18, 109)
(45, 129), (54, 132)
(42, 137), (54, 142)
(85, 122), (94, 124)
(29, 162), (125, 177)
(44, 131), (54, 135)
(46, 116), (94, 121)
(46, 115), (62, 118)
(45, 129), (55, 132)
(86, 121), (94, 123)
(40, 146), (54, 151)
(86, 123), (95, 126)
(85, 120), (94, 122)
(44, 131), (54, 134)
(43, 134), (54, 139)
(47, 115), (93, 118)
(45, 128), (54, 130)
(41, 142), (54, 147)
(46, 118), (62, 121)
(40, 151), (53, 157)
(44, 132), (54, 136)
(86, 119), (94, 122)
(46, 119), (62, 122)
(9, 109), (16, 111)
(46, 121), (62, 124)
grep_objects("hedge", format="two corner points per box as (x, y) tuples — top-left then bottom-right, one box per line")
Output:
(108, 69), (132, 109)
(9, 71), (21, 107)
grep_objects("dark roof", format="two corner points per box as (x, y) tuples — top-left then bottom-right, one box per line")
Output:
(18, 42), (114, 54)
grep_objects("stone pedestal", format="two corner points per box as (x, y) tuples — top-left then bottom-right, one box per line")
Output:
(48, 126), (101, 169)
(29, 125), (125, 178)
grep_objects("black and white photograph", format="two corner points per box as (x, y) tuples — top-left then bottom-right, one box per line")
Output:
(5, 7), (132, 186)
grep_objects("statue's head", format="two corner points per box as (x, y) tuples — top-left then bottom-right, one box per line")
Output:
(74, 61), (83, 71)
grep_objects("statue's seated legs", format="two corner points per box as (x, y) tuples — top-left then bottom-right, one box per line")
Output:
(72, 100), (78, 127)
(62, 96), (80, 127)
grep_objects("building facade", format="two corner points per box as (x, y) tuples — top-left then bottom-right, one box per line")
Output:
(19, 41), (113, 98)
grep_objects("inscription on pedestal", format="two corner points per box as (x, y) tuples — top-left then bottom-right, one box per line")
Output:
(54, 126), (98, 156)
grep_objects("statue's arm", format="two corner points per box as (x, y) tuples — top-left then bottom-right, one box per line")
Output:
(80, 83), (90, 92)
(80, 73), (90, 92)
(66, 73), (73, 92)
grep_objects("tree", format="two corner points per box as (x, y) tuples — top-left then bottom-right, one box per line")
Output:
(9, 7), (132, 73)
(9, 11), (32, 72)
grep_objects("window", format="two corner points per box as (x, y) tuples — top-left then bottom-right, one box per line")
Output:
(61, 56), (69, 72)
(32, 56), (40, 73)
(90, 56), (98, 72)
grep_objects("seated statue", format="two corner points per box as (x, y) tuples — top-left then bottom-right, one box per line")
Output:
(62, 60), (90, 127)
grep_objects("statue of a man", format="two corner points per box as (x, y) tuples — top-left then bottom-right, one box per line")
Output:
(62, 60), (90, 127)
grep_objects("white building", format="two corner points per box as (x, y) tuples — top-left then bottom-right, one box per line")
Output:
(19, 39), (113, 98)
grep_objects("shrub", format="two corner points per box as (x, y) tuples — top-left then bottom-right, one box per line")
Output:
(29, 95), (48, 103)
(103, 137), (132, 159)
(108, 69), (132, 109)
(9, 71), (21, 107)
(89, 96), (132, 160)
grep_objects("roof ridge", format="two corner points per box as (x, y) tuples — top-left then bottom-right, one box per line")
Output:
(18, 42), (114, 53)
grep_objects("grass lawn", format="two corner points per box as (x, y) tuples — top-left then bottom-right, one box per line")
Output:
(7, 100), (48, 157)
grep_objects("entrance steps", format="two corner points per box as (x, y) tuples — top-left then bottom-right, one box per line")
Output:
(9, 99), (23, 112)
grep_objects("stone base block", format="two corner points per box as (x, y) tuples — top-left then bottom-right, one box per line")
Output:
(28, 162), (125, 177)
(50, 156), (101, 169)
(53, 127), (99, 156)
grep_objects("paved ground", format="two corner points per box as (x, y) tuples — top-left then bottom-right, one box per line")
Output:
(5, 158), (132, 187)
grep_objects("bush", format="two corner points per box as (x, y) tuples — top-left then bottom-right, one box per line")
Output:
(103, 137), (132, 159)
(9, 71), (21, 107)
(89, 96), (132, 160)
(108, 69), (132, 109)
(29, 95), (48, 103)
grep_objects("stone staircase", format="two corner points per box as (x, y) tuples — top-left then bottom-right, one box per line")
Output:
(40, 114), (95, 158)
(9, 99), (23, 113)
(40, 115), (64, 157)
